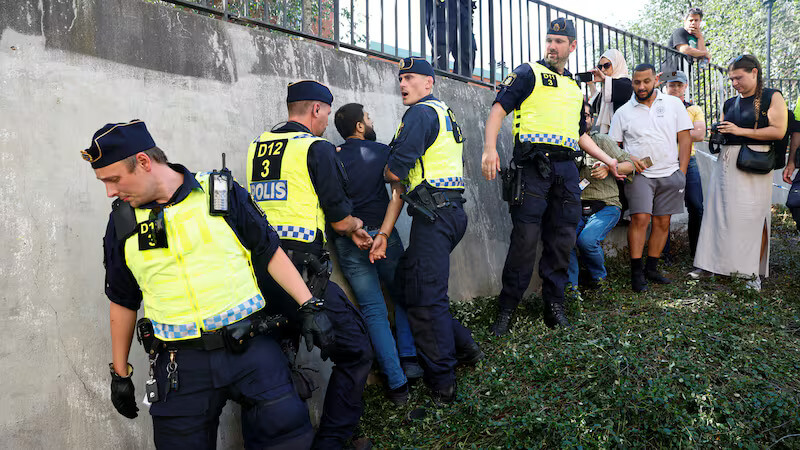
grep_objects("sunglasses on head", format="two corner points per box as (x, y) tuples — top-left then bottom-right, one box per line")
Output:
(597, 62), (612, 70)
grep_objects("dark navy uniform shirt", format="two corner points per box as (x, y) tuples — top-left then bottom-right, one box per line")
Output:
(336, 138), (391, 228)
(494, 59), (589, 136)
(102, 164), (281, 311)
(272, 121), (353, 223)
(387, 94), (441, 181)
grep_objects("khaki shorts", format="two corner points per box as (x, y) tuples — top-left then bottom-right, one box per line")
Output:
(624, 170), (686, 216)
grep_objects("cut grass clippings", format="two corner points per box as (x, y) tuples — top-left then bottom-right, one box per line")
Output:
(360, 207), (800, 448)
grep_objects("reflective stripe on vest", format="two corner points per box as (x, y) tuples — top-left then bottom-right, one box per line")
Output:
(246, 131), (328, 243)
(513, 62), (583, 151)
(124, 173), (264, 341)
(401, 99), (465, 191)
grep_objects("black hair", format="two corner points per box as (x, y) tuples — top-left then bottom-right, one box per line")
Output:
(728, 54), (764, 118)
(334, 103), (365, 140)
(686, 7), (704, 18)
(633, 63), (657, 76)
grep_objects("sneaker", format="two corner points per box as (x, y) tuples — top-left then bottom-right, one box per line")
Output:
(400, 357), (424, 381)
(490, 309), (513, 337)
(745, 277), (761, 291)
(385, 382), (409, 406)
(644, 268), (672, 284)
(687, 268), (713, 279)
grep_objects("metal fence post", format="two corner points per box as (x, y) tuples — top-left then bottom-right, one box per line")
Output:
(488, 0), (495, 84)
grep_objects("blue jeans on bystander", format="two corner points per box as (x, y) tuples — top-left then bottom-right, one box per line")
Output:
(568, 205), (621, 287)
(333, 228), (416, 389)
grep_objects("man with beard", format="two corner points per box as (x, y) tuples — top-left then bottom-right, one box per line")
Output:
(482, 18), (623, 335)
(608, 64), (693, 292)
(331, 103), (423, 405)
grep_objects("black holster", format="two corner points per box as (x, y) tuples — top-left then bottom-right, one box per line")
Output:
(287, 249), (333, 298)
(501, 161), (524, 206)
(401, 184), (442, 223)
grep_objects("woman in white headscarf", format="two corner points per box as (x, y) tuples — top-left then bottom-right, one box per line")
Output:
(588, 49), (633, 133)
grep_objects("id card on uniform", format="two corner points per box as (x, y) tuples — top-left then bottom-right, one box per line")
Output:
(579, 178), (590, 190)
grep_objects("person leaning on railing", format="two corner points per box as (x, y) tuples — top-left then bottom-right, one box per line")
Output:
(667, 6), (711, 67)
(588, 48), (633, 134)
(690, 55), (789, 291)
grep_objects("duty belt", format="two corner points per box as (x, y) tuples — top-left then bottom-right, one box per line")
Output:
(137, 310), (289, 354)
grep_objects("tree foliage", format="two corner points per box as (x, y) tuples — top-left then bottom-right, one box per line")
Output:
(625, 0), (800, 80)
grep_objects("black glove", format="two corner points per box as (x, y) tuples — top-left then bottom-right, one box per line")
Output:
(109, 363), (138, 419)
(297, 297), (335, 359)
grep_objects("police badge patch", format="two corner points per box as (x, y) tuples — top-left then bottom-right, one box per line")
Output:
(501, 73), (517, 87)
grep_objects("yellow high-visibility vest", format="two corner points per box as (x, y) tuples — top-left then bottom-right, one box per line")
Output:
(124, 173), (264, 341)
(246, 131), (328, 243)
(513, 62), (583, 151)
(400, 99), (465, 191)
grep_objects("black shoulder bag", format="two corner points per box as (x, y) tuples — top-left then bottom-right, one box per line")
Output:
(735, 95), (776, 174)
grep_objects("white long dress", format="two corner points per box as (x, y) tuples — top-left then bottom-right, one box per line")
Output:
(693, 144), (772, 277)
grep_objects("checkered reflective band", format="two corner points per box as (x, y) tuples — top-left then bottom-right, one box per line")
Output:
(290, 133), (316, 140)
(203, 294), (266, 331)
(274, 225), (316, 241)
(149, 294), (266, 340)
(518, 133), (579, 151)
(151, 320), (199, 340)
(428, 177), (465, 188)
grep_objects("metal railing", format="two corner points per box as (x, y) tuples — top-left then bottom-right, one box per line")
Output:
(156, 0), (797, 124)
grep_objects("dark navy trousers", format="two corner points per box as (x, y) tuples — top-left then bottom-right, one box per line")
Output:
(263, 279), (373, 449)
(395, 200), (476, 390)
(425, 0), (476, 76)
(149, 334), (314, 449)
(498, 160), (581, 312)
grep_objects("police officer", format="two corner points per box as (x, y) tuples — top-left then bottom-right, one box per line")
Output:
(482, 19), (622, 335)
(425, 0), (477, 76)
(88, 120), (331, 448)
(246, 80), (374, 448)
(384, 57), (482, 404)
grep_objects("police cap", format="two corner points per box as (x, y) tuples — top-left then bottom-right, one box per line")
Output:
(398, 57), (435, 79)
(287, 80), (334, 105)
(81, 120), (156, 169)
(547, 18), (576, 39)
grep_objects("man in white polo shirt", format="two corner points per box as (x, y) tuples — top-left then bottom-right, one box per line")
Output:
(609, 63), (692, 292)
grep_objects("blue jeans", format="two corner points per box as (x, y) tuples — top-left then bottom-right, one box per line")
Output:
(568, 205), (621, 286)
(333, 229), (415, 389)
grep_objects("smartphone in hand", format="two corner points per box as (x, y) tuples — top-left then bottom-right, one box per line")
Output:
(575, 72), (594, 83)
(640, 156), (653, 168)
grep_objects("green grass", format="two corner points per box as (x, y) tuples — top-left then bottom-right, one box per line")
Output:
(360, 208), (800, 448)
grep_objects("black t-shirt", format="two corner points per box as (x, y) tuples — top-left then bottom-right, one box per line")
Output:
(722, 88), (779, 143)
(665, 27), (697, 67)
(336, 138), (392, 228)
